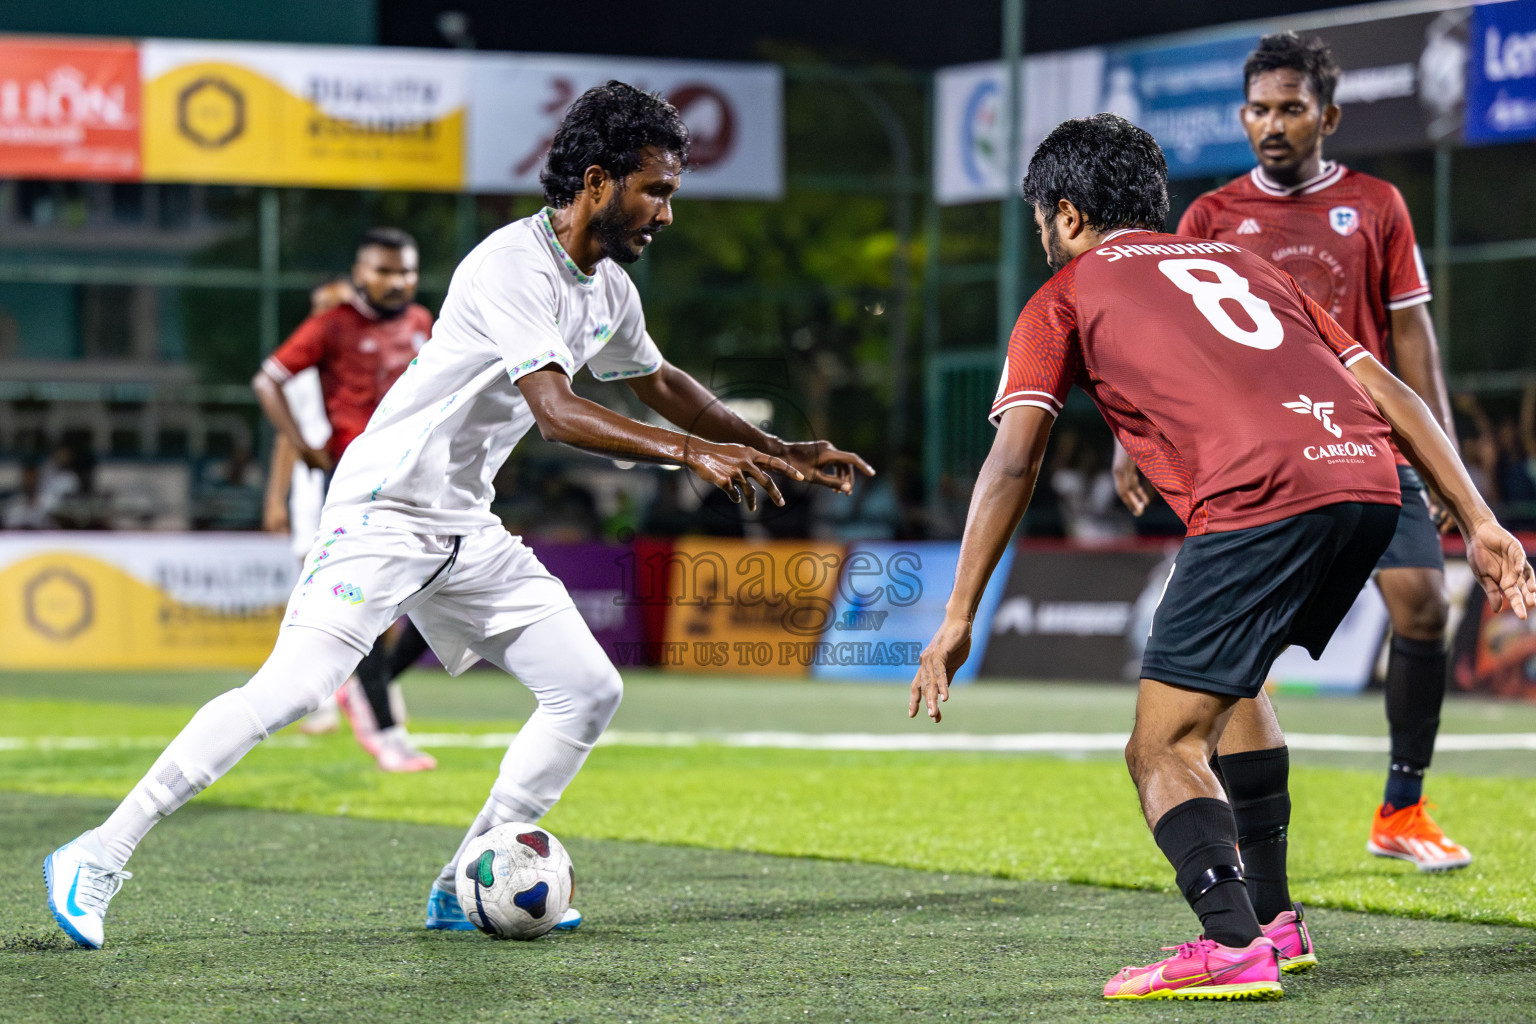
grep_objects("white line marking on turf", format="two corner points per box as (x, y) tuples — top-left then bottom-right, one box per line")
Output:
(8, 731), (1536, 753)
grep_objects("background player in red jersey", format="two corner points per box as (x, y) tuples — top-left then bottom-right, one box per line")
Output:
(1115, 32), (1469, 870)
(252, 228), (436, 773)
(910, 114), (1534, 1001)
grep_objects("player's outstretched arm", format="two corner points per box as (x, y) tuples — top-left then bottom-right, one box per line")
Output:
(518, 366), (801, 511)
(626, 360), (875, 494)
(910, 405), (1054, 723)
(1349, 355), (1536, 618)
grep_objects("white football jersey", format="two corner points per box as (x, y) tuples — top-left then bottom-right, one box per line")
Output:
(323, 209), (663, 532)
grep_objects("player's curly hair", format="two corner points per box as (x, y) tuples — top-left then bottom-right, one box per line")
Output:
(540, 81), (690, 208)
(1021, 113), (1168, 232)
(1244, 32), (1340, 108)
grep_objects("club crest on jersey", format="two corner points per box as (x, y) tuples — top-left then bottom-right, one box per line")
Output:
(1328, 206), (1360, 237)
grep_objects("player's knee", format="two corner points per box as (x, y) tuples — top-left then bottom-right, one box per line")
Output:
(1385, 572), (1449, 640)
(1394, 587), (1449, 640)
(1408, 589), (1449, 638)
(574, 663), (623, 725)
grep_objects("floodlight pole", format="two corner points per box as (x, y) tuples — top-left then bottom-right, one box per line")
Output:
(997, 0), (1025, 361)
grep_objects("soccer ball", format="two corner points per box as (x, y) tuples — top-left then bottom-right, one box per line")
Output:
(455, 822), (574, 939)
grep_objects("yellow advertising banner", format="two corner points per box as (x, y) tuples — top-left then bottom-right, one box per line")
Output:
(659, 538), (846, 676)
(0, 534), (296, 670)
(139, 40), (465, 191)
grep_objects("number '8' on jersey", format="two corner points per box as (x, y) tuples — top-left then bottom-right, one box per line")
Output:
(991, 229), (1401, 537)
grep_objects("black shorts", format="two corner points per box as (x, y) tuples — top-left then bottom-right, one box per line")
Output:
(1376, 465), (1446, 571)
(1140, 502), (1399, 699)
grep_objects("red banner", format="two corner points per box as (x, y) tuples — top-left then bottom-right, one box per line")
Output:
(0, 38), (140, 180)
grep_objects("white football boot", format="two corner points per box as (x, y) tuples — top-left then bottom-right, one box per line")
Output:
(44, 830), (132, 949)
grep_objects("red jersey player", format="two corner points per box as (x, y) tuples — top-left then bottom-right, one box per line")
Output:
(910, 114), (1533, 1001)
(252, 228), (436, 773)
(1123, 33), (1468, 870)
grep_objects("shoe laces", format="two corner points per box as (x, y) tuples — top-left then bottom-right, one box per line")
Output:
(1160, 939), (1217, 959)
(73, 863), (132, 913)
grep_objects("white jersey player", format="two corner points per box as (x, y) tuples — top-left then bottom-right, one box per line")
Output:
(45, 81), (873, 949)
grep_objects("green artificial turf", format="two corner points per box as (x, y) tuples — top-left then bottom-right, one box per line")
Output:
(4, 792), (1535, 1024)
(3, 688), (1536, 926)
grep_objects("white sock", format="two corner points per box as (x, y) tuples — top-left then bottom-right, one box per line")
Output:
(95, 626), (362, 870)
(97, 689), (267, 870)
(436, 719), (593, 889)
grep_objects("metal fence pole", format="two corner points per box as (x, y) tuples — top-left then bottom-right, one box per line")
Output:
(997, 0), (1025, 361)
(1433, 144), (1452, 365)
(258, 188), (281, 357)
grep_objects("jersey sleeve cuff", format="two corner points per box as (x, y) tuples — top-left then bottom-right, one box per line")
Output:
(506, 348), (576, 383)
(262, 355), (295, 384)
(1386, 290), (1431, 311)
(589, 359), (662, 381)
(1340, 347), (1370, 367)
(989, 397), (1061, 427)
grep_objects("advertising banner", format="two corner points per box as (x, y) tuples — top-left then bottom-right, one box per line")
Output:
(1101, 35), (1260, 179)
(1321, 8), (1471, 156)
(1266, 584), (1389, 693)
(0, 38), (140, 180)
(530, 541), (644, 664)
(140, 40), (468, 190)
(980, 546), (1175, 682)
(933, 49), (1104, 205)
(1466, 0), (1536, 144)
(810, 540), (1014, 682)
(0, 533), (295, 670)
(467, 54), (781, 199)
(1450, 556), (1536, 695)
(657, 538), (846, 676)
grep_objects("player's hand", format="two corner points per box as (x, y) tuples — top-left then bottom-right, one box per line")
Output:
(909, 614), (972, 723)
(262, 503), (290, 534)
(685, 440), (802, 512)
(780, 440), (876, 495)
(1112, 445), (1149, 517)
(1465, 518), (1536, 619)
(300, 446), (335, 473)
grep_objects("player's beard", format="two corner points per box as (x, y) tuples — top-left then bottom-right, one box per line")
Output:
(353, 281), (411, 319)
(1043, 217), (1071, 273)
(591, 191), (650, 266)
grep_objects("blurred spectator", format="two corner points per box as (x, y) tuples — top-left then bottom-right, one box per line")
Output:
(1048, 429), (1134, 545)
(1454, 392), (1498, 499)
(38, 445), (80, 508)
(2, 463), (53, 529)
(195, 442), (267, 530)
(1453, 388), (1536, 529)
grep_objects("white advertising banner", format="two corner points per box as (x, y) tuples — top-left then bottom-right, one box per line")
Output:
(933, 49), (1104, 206)
(469, 54), (782, 199)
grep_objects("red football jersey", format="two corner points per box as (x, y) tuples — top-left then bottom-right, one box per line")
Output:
(992, 230), (1400, 535)
(1179, 163), (1430, 465)
(262, 299), (433, 458)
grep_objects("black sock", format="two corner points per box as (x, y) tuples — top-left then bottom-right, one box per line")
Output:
(1152, 797), (1262, 948)
(1384, 762), (1425, 814)
(1384, 635), (1444, 812)
(355, 634), (398, 729)
(384, 621), (430, 680)
(1218, 747), (1291, 924)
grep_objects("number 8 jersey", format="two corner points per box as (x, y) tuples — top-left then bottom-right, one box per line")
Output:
(992, 229), (1400, 536)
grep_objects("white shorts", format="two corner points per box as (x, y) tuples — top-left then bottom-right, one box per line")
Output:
(282, 518), (575, 675)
